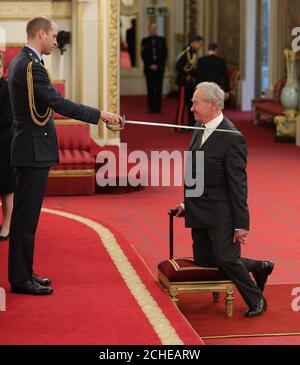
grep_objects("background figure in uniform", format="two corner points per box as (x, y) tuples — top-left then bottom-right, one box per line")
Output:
(126, 18), (136, 67)
(197, 42), (230, 99)
(172, 82), (274, 317)
(8, 16), (123, 296)
(0, 52), (14, 242)
(175, 35), (203, 127)
(141, 23), (168, 113)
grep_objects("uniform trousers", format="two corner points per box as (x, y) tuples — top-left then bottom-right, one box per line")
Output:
(9, 167), (49, 284)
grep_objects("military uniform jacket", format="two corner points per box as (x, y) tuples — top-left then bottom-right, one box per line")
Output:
(8, 47), (100, 167)
(176, 46), (198, 86)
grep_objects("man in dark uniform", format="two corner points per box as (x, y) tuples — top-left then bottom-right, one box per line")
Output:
(141, 23), (168, 113)
(196, 43), (230, 99)
(8, 16), (123, 295)
(175, 35), (203, 127)
(126, 18), (136, 67)
(171, 82), (274, 317)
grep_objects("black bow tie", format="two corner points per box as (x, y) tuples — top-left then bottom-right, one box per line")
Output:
(40, 58), (45, 65)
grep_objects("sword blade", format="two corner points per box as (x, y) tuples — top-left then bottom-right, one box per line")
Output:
(124, 119), (240, 134)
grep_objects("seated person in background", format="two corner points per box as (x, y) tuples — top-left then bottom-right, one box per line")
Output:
(196, 42), (230, 100)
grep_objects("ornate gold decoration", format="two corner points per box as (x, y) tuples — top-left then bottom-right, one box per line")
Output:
(187, 0), (198, 38)
(0, 1), (71, 19)
(158, 269), (235, 318)
(106, 121), (125, 132)
(284, 49), (297, 86)
(107, 0), (120, 140)
(27, 61), (52, 126)
(98, 0), (120, 142)
(169, 258), (221, 271)
(52, 0), (72, 19)
(0, 1), (51, 18)
(49, 169), (95, 177)
(274, 109), (297, 137)
(42, 207), (184, 345)
(76, 1), (84, 103)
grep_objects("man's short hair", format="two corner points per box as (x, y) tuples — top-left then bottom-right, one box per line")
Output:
(208, 42), (218, 51)
(196, 82), (225, 110)
(190, 35), (204, 43)
(26, 16), (53, 39)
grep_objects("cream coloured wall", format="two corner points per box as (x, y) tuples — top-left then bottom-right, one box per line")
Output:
(120, 0), (183, 96)
(0, 1), (72, 98)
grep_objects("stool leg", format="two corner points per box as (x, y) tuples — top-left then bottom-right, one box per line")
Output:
(212, 292), (220, 302)
(158, 278), (167, 291)
(169, 287), (179, 306)
(225, 286), (235, 317)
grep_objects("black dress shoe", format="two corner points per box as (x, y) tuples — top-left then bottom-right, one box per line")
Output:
(32, 273), (52, 286)
(0, 233), (9, 241)
(245, 298), (267, 317)
(253, 261), (274, 292)
(11, 280), (53, 295)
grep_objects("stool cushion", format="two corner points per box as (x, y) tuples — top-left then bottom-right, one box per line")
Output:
(158, 258), (229, 282)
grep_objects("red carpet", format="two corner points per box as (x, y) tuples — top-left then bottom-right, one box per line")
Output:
(88, 97), (300, 284)
(0, 210), (202, 345)
(1, 96), (300, 345)
(178, 283), (300, 339)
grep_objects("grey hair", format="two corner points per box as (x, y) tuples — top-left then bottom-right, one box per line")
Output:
(195, 82), (225, 110)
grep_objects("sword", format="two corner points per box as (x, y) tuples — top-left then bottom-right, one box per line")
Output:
(106, 116), (241, 134)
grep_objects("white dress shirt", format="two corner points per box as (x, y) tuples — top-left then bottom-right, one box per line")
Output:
(200, 112), (223, 146)
(25, 45), (42, 61)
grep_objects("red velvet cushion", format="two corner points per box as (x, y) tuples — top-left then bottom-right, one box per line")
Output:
(58, 149), (94, 164)
(1, 46), (22, 78)
(254, 101), (284, 116)
(53, 82), (68, 119)
(158, 258), (229, 282)
(56, 124), (91, 150)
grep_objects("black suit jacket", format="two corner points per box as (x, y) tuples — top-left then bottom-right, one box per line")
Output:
(184, 117), (249, 230)
(141, 36), (167, 73)
(8, 47), (100, 167)
(0, 77), (13, 142)
(196, 55), (230, 92)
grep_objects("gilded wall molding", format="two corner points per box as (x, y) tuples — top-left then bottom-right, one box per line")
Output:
(98, 0), (120, 142)
(76, 0), (83, 103)
(52, 1), (72, 19)
(107, 0), (119, 115)
(0, 1), (71, 19)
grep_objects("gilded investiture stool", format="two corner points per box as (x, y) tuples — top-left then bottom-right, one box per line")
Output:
(157, 211), (235, 317)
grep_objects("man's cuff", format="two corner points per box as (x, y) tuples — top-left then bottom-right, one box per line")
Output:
(180, 203), (185, 210)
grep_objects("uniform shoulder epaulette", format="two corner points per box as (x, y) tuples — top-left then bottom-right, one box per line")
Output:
(26, 58), (52, 127)
(176, 46), (190, 62)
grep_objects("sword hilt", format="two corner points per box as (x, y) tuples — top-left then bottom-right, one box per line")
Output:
(106, 115), (126, 131)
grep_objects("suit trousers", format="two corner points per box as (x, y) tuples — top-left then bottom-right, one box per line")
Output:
(191, 205), (262, 307)
(144, 70), (164, 112)
(8, 166), (50, 284)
